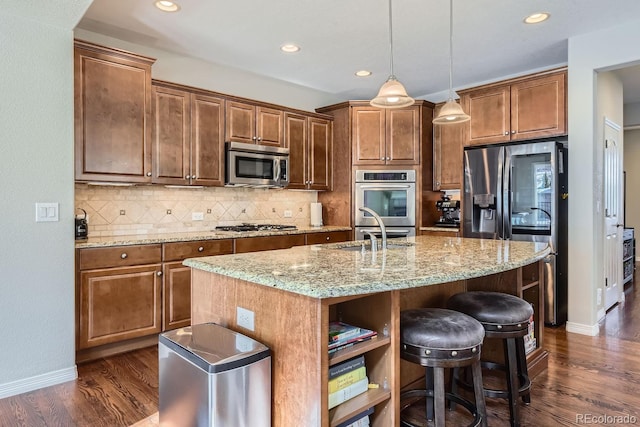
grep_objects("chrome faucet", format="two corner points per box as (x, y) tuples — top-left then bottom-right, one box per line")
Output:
(363, 231), (378, 252)
(359, 207), (387, 250)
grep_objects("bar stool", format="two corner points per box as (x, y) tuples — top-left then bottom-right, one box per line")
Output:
(400, 308), (488, 427)
(447, 291), (533, 427)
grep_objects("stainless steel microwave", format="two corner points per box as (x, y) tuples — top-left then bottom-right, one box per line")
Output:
(225, 141), (289, 188)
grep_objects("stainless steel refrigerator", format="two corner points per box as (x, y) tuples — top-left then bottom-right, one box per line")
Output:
(463, 140), (568, 325)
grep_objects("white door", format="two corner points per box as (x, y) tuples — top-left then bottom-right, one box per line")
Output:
(603, 118), (623, 311)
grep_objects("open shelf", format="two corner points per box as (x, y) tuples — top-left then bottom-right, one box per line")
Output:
(329, 335), (391, 366)
(328, 387), (391, 427)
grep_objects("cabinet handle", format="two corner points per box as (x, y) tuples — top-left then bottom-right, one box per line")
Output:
(146, 172), (152, 177)
(511, 130), (516, 134)
(326, 236), (330, 241)
(192, 175), (197, 179)
(252, 136), (258, 141)
(198, 246), (204, 252)
(185, 175), (190, 180)
(257, 137), (262, 142)
(120, 253), (127, 259)
(156, 271), (163, 276)
(380, 157), (385, 160)
(504, 131), (509, 135)
(386, 157), (390, 160)
(436, 181), (441, 186)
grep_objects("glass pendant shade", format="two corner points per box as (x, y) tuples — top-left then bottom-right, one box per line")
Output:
(433, 98), (470, 124)
(370, 76), (415, 108)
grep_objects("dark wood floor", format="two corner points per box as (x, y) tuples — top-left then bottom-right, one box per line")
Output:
(2, 279), (640, 426)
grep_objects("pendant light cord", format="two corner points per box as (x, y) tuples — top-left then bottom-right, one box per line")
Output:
(388, 0), (395, 78)
(448, 0), (454, 100)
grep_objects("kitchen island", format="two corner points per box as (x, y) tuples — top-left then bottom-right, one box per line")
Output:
(184, 235), (550, 427)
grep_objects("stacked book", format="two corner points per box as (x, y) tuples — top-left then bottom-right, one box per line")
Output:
(336, 407), (373, 427)
(328, 355), (369, 410)
(524, 310), (536, 354)
(328, 321), (377, 354)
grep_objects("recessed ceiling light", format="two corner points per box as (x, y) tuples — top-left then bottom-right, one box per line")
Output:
(355, 70), (372, 77)
(154, 1), (180, 12)
(280, 44), (301, 53)
(524, 12), (550, 24)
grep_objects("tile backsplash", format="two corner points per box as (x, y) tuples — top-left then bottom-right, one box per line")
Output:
(75, 184), (317, 237)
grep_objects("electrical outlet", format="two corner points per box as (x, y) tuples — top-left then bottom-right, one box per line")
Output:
(192, 212), (204, 221)
(597, 288), (602, 305)
(237, 306), (255, 331)
(283, 210), (292, 218)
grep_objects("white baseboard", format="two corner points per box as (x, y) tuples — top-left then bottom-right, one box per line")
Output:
(0, 366), (78, 399)
(565, 321), (599, 336)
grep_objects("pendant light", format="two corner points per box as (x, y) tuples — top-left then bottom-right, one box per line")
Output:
(433, 0), (470, 124)
(370, 0), (415, 109)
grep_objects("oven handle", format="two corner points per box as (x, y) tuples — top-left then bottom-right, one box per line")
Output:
(357, 184), (413, 189)
(359, 228), (412, 235)
(274, 158), (281, 181)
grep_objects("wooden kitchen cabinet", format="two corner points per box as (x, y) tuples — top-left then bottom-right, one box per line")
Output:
(152, 81), (225, 186)
(462, 70), (566, 146)
(234, 234), (305, 253)
(162, 239), (233, 330)
(432, 102), (465, 190)
(352, 105), (420, 166)
(74, 40), (155, 183)
(77, 244), (162, 350)
(286, 112), (333, 190)
(305, 230), (350, 244)
(226, 100), (284, 146)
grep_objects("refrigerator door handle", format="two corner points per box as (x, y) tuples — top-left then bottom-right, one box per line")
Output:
(501, 147), (512, 240)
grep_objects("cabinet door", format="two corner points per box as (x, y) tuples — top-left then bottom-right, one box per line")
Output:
(463, 85), (510, 146)
(386, 107), (420, 165)
(308, 117), (332, 191)
(191, 93), (225, 186)
(510, 72), (566, 140)
(163, 261), (191, 331)
(433, 103), (464, 190)
(285, 112), (308, 189)
(74, 43), (153, 183)
(152, 85), (190, 185)
(256, 106), (284, 146)
(226, 101), (255, 144)
(352, 107), (386, 165)
(78, 264), (162, 349)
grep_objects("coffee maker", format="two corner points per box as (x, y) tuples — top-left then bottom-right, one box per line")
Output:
(434, 195), (460, 228)
(75, 208), (88, 240)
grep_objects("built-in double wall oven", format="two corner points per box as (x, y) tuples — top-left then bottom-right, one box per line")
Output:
(354, 170), (416, 240)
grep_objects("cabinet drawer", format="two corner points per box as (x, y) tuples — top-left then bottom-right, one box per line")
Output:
(163, 239), (234, 261)
(235, 234), (305, 253)
(78, 244), (162, 270)
(305, 230), (350, 245)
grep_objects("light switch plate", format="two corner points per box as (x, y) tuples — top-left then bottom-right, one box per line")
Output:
(192, 212), (204, 221)
(35, 202), (59, 222)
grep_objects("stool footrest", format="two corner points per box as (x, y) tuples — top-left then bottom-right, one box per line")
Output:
(400, 389), (483, 427)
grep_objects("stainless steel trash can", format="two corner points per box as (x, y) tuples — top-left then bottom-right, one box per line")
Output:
(159, 323), (271, 427)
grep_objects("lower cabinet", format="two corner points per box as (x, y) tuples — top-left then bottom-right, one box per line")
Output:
(76, 231), (349, 360)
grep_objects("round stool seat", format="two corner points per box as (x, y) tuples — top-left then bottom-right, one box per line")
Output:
(447, 291), (533, 329)
(401, 308), (485, 352)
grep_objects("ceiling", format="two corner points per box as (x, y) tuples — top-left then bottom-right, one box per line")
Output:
(77, 0), (640, 104)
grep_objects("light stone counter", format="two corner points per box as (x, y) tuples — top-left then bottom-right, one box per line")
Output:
(184, 235), (550, 299)
(74, 225), (351, 248)
(419, 226), (460, 233)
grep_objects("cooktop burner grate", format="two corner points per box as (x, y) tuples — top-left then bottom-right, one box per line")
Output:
(215, 223), (297, 232)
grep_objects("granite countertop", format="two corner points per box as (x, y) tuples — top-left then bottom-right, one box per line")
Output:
(420, 226), (460, 232)
(75, 225), (351, 248)
(184, 235), (550, 299)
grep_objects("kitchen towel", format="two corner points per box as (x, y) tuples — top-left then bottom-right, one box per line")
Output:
(310, 203), (323, 227)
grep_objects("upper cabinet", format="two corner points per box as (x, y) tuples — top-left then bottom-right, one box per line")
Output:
(226, 101), (284, 147)
(351, 106), (421, 165)
(285, 113), (332, 191)
(74, 40), (155, 183)
(462, 70), (566, 146)
(152, 81), (225, 186)
(432, 102), (465, 191)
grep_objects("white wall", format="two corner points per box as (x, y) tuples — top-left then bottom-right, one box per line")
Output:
(624, 129), (640, 234)
(624, 102), (640, 127)
(567, 19), (640, 335)
(0, 1), (93, 397)
(73, 29), (341, 112)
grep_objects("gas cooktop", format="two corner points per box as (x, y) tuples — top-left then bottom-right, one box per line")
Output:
(215, 223), (297, 232)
